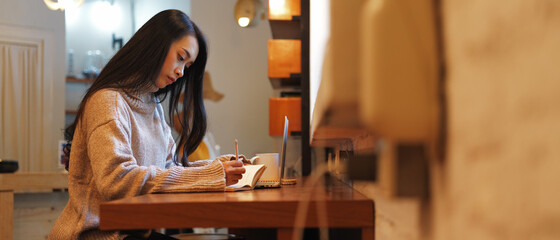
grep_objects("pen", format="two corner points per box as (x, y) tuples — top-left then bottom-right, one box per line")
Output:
(234, 139), (239, 161)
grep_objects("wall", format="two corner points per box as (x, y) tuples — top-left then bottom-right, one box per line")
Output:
(0, 0), (66, 172)
(133, 0), (190, 32)
(190, 0), (274, 157)
(309, 0), (330, 123)
(65, 0), (134, 79)
(65, 0), (191, 79)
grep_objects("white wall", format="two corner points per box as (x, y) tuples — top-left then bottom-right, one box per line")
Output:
(65, 0), (191, 80)
(134, 0), (191, 32)
(190, 0), (274, 157)
(309, 0), (330, 126)
(65, 0), (134, 78)
(0, 0), (66, 172)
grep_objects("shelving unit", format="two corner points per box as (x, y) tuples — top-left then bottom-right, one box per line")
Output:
(66, 76), (94, 84)
(267, 0), (311, 175)
(65, 76), (92, 121)
(65, 110), (79, 115)
(267, 0), (303, 89)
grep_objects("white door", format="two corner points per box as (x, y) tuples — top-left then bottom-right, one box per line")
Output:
(0, 25), (55, 172)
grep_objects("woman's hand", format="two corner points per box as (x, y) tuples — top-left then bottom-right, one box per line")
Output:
(217, 154), (252, 165)
(222, 159), (246, 186)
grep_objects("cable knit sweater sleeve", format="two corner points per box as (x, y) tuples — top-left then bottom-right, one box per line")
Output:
(87, 121), (225, 198)
(85, 89), (226, 200)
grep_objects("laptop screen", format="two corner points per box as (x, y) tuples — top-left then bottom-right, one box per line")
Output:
(279, 116), (289, 180)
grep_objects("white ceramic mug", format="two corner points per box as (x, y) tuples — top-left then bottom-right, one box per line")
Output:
(252, 153), (280, 181)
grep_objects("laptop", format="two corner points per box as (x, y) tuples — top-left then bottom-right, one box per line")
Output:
(255, 116), (289, 188)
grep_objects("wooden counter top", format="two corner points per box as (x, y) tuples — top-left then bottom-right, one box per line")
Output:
(0, 172), (68, 191)
(100, 177), (375, 239)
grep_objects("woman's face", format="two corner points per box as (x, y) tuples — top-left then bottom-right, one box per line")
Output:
(155, 34), (199, 89)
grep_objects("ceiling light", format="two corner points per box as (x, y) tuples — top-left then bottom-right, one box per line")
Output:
(43, 0), (84, 11)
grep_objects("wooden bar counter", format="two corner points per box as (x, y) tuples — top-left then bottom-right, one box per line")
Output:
(0, 172), (68, 240)
(100, 177), (374, 239)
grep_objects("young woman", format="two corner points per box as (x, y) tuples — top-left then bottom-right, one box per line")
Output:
(49, 10), (246, 240)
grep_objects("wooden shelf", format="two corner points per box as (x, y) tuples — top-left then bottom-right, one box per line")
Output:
(269, 97), (301, 136)
(268, 0), (301, 39)
(269, 74), (301, 88)
(268, 39), (301, 78)
(66, 77), (87, 116)
(311, 125), (371, 148)
(268, 39), (301, 89)
(269, 20), (301, 39)
(65, 110), (78, 115)
(66, 77), (93, 83)
(268, 0), (301, 21)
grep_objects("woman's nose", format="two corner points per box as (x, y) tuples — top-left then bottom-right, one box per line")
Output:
(175, 67), (184, 78)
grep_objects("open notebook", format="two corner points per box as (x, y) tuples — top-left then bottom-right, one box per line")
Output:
(226, 164), (267, 191)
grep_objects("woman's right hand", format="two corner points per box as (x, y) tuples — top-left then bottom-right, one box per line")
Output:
(222, 159), (246, 186)
(217, 154), (251, 164)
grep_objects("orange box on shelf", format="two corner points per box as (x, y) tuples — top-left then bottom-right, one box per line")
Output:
(268, 0), (301, 21)
(268, 39), (301, 79)
(269, 97), (301, 136)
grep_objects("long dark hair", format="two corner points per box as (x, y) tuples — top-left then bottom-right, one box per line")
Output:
(64, 9), (208, 169)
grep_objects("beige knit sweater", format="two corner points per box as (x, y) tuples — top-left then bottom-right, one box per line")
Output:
(48, 89), (227, 240)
